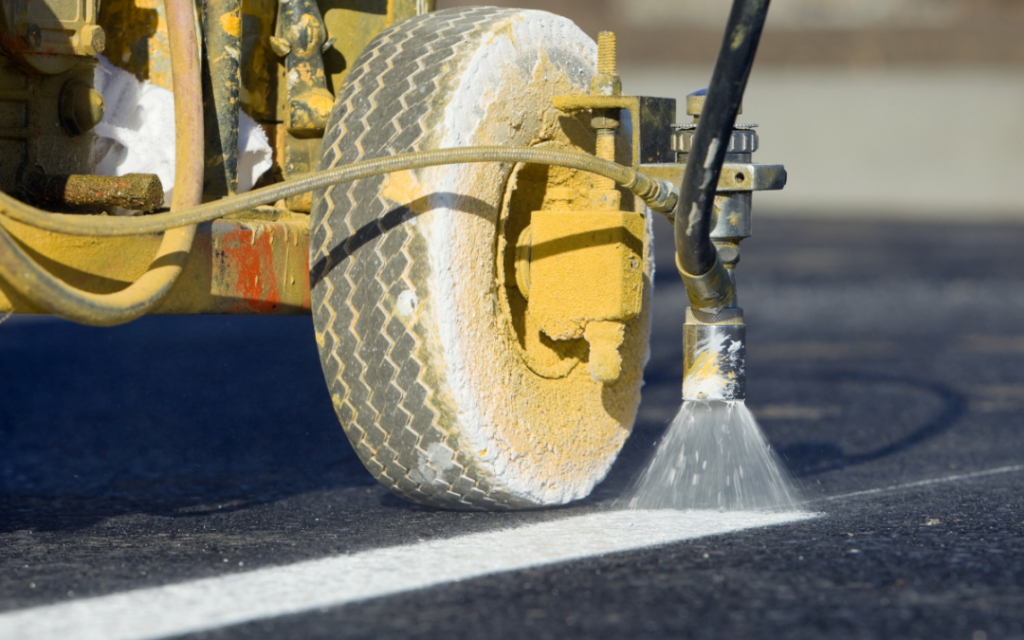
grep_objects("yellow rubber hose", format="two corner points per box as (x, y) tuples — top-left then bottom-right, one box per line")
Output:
(0, 0), (203, 326)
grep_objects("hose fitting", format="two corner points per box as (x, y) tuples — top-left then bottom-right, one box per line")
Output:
(683, 307), (745, 401)
(675, 252), (734, 313)
(625, 173), (678, 215)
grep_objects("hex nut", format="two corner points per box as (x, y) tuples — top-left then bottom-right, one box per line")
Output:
(590, 114), (620, 129)
(79, 24), (106, 55)
(672, 129), (758, 154)
(589, 73), (621, 97)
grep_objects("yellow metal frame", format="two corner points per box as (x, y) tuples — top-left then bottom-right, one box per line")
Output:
(0, 0), (433, 319)
(499, 32), (649, 385)
(0, 211), (310, 315)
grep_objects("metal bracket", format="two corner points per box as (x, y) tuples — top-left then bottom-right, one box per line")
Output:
(717, 163), (788, 192)
(639, 162), (787, 193)
(274, 0), (333, 136)
(553, 94), (677, 168)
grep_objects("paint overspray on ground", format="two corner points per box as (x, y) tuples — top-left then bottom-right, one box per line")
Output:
(625, 400), (804, 511)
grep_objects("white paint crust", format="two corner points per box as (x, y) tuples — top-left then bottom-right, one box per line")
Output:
(683, 331), (745, 401)
(0, 510), (812, 640)
(423, 10), (603, 504)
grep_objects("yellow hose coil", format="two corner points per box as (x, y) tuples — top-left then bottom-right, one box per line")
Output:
(0, 0), (204, 326)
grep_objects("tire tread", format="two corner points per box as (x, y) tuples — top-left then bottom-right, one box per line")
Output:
(312, 7), (525, 510)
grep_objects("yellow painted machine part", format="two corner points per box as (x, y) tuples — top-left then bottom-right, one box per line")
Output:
(528, 209), (644, 340)
(0, 0), (203, 326)
(0, 6), (680, 329)
(98, 0), (174, 89)
(0, 143), (671, 324)
(0, 213), (311, 315)
(101, 0), (434, 124)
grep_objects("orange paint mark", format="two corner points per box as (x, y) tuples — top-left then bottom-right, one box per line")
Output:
(218, 226), (282, 313)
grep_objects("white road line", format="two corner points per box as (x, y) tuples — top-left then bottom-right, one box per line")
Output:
(0, 509), (812, 640)
(823, 464), (1024, 502)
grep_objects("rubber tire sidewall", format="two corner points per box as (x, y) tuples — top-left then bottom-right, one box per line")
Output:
(311, 7), (651, 509)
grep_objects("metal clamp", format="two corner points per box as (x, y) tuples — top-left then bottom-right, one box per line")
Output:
(672, 127), (758, 155)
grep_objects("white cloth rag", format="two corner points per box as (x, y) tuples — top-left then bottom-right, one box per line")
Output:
(93, 55), (273, 205)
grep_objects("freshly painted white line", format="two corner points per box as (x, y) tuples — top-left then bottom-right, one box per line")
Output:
(0, 509), (813, 640)
(823, 464), (1024, 502)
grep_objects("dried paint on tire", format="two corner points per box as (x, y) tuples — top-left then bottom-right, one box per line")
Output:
(310, 7), (652, 509)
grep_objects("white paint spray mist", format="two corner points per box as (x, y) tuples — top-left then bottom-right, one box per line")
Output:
(625, 400), (803, 511)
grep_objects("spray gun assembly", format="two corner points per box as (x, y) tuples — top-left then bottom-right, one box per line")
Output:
(670, 0), (779, 402)
(0, 0), (781, 509)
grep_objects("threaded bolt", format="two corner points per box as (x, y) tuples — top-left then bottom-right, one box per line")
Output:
(593, 129), (617, 193)
(595, 131), (616, 164)
(590, 30), (621, 206)
(597, 31), (616, 75)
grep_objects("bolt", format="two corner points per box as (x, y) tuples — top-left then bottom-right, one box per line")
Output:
(594, 127), (616, 168)
(289, 14), (324, 58)
(589, 31), (621, 205)
(597, 31), (616, 75)
(590, 31), (621, 97)
(80, 25), (106, 56)
(20, 23), (41, 50)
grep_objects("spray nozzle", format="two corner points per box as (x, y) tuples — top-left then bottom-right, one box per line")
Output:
(682, 307), (746, 401)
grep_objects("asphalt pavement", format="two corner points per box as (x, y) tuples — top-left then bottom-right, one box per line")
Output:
(2, 213), (1024, 639)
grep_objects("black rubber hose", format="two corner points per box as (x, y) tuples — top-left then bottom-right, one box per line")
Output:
(672, 0), (770, 277)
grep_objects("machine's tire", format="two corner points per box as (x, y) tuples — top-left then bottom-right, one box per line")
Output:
(310, 7), (652, 509)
